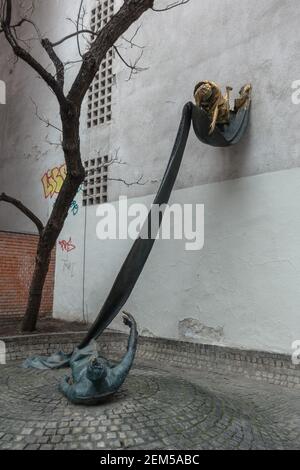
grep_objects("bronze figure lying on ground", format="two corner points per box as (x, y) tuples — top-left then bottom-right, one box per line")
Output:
(60, 312), (137, 405)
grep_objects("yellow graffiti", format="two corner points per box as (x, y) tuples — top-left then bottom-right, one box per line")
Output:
(41, 164), (67, 198)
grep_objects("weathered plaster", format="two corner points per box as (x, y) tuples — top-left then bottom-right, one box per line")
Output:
(178, 319), (224, 343)
(54, 168), (300, 354)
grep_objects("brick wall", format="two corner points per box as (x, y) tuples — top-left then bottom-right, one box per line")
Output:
(0, 231), (55, 316)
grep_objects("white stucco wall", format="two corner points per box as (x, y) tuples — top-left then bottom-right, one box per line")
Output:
(1, 1), (300, 353)
(54, 168), (300, 354)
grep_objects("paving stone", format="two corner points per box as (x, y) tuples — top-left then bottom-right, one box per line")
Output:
(40, 444), (53, 450)
(0, 361), (299, 450)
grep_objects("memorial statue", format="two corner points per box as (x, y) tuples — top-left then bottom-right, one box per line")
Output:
(24, 81), (251, 405)
(194, 81), (232, 134)
(59, 312), (138, 405)
(194, 81), (252, 134)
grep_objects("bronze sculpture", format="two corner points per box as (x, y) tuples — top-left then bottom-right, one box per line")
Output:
(24, 82), (252, 405)
(194, 81), (233, 134)
(59, 312), (138, 405)
(192, 82), (252, 147)
(194, 81), (252, 134)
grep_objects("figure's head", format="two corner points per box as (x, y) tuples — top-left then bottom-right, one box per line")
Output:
(87, 357), (108, 382)
(194, 81), (213, 106)
(239, 83), (252, 96)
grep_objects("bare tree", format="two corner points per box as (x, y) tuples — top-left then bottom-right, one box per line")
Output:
(0, 0), (190, 332)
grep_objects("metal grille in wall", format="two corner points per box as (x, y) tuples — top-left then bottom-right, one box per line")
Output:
(83, 156), (109, 206)
(87, 0), (115, 128)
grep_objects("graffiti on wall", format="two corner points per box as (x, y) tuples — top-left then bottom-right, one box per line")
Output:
(70, 200), (79, 216)
(59, 237), (76, 253)
(41, 164), (67, 199)
(42, 164), (84, 216)
(62, 259), (76, 278)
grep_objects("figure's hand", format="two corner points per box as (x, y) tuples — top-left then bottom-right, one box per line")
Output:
(122, 311), (136, 329)
(60, 375), (72, 395)
(122, 311), (138, 356)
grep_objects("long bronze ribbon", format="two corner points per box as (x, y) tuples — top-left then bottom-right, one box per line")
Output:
(79, 102), (193, 348)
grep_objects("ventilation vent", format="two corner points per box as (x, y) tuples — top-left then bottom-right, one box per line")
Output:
(83, 155), (109, 206)
(87, 0), (115, 128)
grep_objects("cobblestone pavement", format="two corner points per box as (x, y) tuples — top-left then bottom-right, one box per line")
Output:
(0, 360), (299, 450)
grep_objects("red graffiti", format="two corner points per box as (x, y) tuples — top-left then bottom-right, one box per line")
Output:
(59, 237), (76, 253)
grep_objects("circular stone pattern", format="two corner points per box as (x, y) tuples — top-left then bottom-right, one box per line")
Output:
(0, 363), (294, 450)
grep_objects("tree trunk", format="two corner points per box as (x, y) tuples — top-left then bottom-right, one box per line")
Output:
(22, 104), (85, 332)
(21, 240), (52, 331)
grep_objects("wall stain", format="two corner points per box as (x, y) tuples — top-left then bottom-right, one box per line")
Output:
(178, 318), (224, 342)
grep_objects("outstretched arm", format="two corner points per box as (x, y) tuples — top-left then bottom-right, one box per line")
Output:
(112, 312), (138, 381)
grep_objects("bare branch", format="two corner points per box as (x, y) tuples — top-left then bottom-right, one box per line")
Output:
(0, 192), (44, 235)
(67, 0), (155, 105)
(152, 0), (191, 12)
(45, 134), (63, 150)
(108, 174), (148, 187)
(121, 25), (145, 50)
(84, 151), (125, 179)
(84, 150), (147, 188)
(41, 38), (64, 88)
(31, 98), (62, 133)
(114, 45), (148, 81)
(49, 2), (90, 52)
(51, 29), (95, 48)
(76, 0), (84, 57)
(0, 0), (66, 105)
(12, 17), (42, 41)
